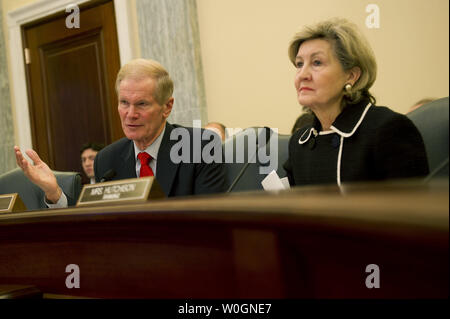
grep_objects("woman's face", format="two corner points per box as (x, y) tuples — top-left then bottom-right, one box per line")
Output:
(294, 39), (351, 111)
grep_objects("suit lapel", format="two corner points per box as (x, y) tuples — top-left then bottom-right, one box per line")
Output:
(121, 139), (137, 179)
(156, 122), (180, 196)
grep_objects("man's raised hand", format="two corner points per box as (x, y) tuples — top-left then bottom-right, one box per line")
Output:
(14, 146), (62, 203)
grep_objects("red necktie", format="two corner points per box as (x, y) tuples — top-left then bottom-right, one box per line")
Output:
(137, 152), (154, 177)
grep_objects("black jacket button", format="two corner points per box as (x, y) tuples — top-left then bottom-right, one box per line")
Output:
(332, 135), (340, 148)
(309, 138), (316, 150)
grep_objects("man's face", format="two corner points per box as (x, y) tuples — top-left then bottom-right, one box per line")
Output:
(81, 148), (98, 179)
(117, 77), (173, 149)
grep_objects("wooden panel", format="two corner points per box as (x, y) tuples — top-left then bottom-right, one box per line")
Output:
(40, 30), (110, 171)
(0, 181), (447, 298)
(0, 222), (237, 298)
(232, 229), (284, 298)
(0, 285), (42, 299)
(23, 0), (122, 172)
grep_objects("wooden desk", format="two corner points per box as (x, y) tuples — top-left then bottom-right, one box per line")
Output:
(0, 180), (447, 298)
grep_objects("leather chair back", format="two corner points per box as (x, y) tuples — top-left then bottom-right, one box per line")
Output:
(0, 168), (82, 210)
(407, 97), (449, 179)
(223, 127), (290, 192)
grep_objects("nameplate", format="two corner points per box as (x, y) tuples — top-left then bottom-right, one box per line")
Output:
(76, 177), (165, 207)
(0, 194), (27, 213)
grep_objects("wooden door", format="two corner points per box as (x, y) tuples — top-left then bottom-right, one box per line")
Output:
(22, 0), (123, 173)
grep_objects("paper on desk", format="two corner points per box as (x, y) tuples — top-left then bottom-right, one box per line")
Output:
(280, 177), (290, 189)
(262, 170), (290, 191)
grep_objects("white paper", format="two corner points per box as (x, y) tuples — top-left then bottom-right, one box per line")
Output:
(280, 177), (290, 189)
(262, 170), (290, 191)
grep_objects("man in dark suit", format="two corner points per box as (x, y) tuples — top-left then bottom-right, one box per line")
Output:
(14, 59), (225, 206)
(95, 122), (225, 197)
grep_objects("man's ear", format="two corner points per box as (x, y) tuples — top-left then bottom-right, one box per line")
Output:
(163, 97), (174, 118)
(347, 66), (361, 85)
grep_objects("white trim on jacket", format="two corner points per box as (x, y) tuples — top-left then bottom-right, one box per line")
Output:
(297, 102), (373, 186)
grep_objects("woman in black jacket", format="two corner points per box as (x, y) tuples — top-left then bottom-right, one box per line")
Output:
(283, 18), (429, 187)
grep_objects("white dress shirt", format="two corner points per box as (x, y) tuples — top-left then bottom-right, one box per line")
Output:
(133, 125), (165, 177)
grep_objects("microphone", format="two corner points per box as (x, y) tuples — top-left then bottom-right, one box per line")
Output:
(227, 127), (273, 192)
(100, 169), (116, 183)
(257, 126), (273, 147)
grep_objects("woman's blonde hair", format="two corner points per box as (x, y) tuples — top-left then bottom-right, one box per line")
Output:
(115, 58), (174, 105)
(288, 18), (377, 105)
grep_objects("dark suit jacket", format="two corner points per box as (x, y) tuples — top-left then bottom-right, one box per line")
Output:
(94, 123), (226, 197)
(284, 98), (429, 186)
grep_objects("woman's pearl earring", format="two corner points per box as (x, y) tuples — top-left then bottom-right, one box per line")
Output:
(344, 83), (352, 93)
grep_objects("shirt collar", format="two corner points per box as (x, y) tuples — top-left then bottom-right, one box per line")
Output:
(298, 98), (372, 144)
(133, 124), (166, 161)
